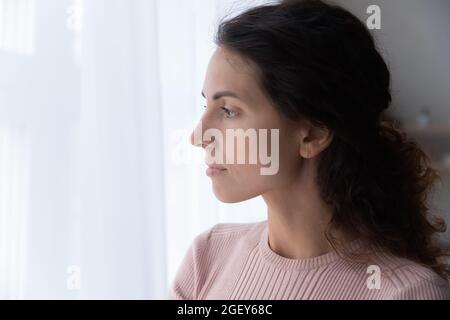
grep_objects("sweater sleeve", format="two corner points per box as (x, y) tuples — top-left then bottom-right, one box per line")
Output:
(391, 276), (450, 300)
(169, 227), (214, 300)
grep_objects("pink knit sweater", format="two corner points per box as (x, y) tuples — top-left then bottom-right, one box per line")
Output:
(170, 220), (450, 300)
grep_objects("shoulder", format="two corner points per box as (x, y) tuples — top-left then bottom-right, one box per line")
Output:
(189, 220), (266, 261)
(197, 220), (266, 242)
(371, 251), (450, 300)
(170, 220), (266, 300)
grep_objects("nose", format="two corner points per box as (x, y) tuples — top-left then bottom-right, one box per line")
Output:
(190, 121), (213, 148)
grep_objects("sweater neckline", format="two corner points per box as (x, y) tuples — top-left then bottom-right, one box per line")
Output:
(258, 221), (367, 271)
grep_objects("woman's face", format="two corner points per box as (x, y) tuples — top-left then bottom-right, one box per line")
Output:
(190, 47), (304, 203)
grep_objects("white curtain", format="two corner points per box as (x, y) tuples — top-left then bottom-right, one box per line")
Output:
(0, 0), (270, 299)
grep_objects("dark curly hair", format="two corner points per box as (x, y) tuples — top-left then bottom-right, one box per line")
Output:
(215, 0), (450, 279)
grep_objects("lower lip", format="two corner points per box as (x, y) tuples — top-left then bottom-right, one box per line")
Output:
(206, 168), (227, 177)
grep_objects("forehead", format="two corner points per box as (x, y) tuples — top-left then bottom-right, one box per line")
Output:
(203, 47), (263, 104)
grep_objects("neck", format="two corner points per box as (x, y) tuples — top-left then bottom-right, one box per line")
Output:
(262, 161), (354, 260)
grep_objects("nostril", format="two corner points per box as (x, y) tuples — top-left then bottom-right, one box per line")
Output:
(201, 136), (216, 149)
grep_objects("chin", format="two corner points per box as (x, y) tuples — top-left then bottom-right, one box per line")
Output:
(212, 185), (261, 203)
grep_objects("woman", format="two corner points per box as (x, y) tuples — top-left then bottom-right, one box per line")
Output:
(170, 0), (450, 299)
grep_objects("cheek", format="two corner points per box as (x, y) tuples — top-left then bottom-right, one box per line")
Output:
(208, 123), (301, 202)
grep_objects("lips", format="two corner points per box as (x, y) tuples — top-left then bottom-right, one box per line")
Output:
(205, 163), (227, 177)
(208, 164), (226, 170)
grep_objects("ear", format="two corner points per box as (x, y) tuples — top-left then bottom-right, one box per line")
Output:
(298, 122), (333, 159)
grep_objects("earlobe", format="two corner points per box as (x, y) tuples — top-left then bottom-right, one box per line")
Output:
(300, 144), (313, 159)
(297, 130), (308, 159)
(299, 139), (312, 159)
(297, 125), (313, 159)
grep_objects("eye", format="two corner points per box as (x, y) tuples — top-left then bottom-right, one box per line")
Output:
(221, 107), (238, 118)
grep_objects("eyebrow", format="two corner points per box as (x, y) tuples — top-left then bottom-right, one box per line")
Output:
(201, 90), (241, 101)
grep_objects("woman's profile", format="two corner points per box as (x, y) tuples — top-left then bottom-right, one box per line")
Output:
(170, 0), (450, 300)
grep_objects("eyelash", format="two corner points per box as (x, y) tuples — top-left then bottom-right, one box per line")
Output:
(203, 106), (238, 118)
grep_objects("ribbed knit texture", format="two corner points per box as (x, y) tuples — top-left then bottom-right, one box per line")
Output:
(170, 220), (450, 300)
